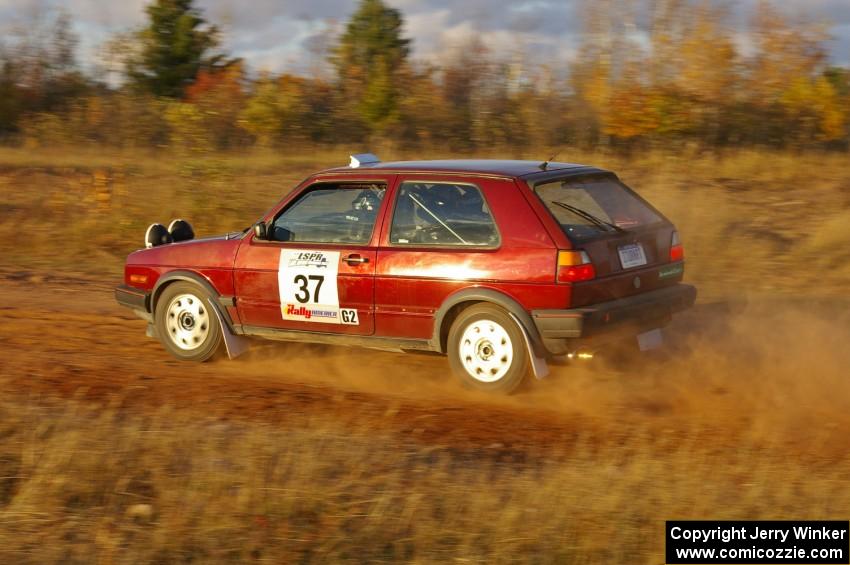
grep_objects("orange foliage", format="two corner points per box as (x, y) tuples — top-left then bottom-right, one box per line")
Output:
(185, 62), (244, 103)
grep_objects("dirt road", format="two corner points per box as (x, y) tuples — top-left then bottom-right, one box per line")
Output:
(1, 269), (849, 457)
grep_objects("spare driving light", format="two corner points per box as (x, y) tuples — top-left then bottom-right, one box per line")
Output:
(557, 250), (595, 283)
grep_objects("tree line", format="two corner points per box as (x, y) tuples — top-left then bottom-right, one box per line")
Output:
(1, 0), (848, 152)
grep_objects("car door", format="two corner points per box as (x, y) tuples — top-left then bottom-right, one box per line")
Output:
(234, 178), (392, 336)
(374, 175), (558, 340)
(375, 176), (503, 340)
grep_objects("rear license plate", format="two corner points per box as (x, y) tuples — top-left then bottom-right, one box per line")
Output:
(618, 243), (647, 269)
(637, 328), (663, 351)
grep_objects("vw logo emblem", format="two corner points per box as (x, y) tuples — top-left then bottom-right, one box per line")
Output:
(633, 276), (641, 289)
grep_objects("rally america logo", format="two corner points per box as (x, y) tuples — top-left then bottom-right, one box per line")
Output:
(284, 303), (339, 321)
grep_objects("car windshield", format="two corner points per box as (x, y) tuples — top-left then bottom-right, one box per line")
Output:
(271, 183), (386, 244)
(535, 176), (662, 240)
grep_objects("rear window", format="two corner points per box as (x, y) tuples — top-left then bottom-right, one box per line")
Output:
(535, 176), (662, 240)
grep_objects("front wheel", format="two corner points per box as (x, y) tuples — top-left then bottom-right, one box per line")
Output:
(154, 282), (222, 362)
(447, 304), (529, 394)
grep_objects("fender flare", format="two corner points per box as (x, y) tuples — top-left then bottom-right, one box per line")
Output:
(151, 270), (236, 330)
(151, 270), (249, 359)
(430, 287), (546, 357)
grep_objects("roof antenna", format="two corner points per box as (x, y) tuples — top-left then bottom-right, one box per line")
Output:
(539, 151), (559, 171)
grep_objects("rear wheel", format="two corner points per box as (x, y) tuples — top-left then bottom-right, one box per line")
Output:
(154, 282), (222, 362)
(447, 304), (529, 394)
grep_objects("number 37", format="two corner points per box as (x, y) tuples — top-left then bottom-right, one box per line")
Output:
(293, 274), (324, 303)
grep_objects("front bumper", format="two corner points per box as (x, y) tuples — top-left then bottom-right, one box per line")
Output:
(532, 284), (696, 346)
(115, 284), (151, 317)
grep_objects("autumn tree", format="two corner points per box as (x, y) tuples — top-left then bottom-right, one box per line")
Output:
(2, 0), (849, 151)
(240, 74), (311, 146)
(184, 62), (249, 148)
(436, 37), (492, 150)
(571, 0), (647, 145)
(745, 1), (843, 145)
(0, 8), (88, 136)
(127, 0), (227, 98)
(643, 0), (738, 144)
(332, 0), (410, 136)
(570, 0), (846, 149)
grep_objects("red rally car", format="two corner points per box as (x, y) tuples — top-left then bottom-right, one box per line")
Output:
(115, 155), (696, 393)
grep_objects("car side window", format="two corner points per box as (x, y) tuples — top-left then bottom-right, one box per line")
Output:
(390, 181), (499, 247)
(271, 183), (386, 244)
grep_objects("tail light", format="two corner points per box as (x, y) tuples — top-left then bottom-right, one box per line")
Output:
(670, 230), (684, 262)
(557, 250), (595, 283)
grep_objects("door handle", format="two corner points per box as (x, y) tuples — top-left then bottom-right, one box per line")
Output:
(343, 254), (369, 265)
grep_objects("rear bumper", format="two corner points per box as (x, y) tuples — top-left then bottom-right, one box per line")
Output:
(532, 283), (697, 343)
(115, 284), (151, 314)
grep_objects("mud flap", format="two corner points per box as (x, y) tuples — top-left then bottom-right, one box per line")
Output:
(636, 328), (663, 351)
(208, 298), (250, 360)
(510, 313), (549, 379)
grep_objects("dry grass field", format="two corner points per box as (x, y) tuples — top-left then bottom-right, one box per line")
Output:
(2, 146), (848, 297)
(0, 147), (849, 563)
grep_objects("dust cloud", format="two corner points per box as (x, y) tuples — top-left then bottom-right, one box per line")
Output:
(228, 296), (850, 450)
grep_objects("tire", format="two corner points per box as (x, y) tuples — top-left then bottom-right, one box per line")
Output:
(447, 304), (530, 394)
(154, 281), (223, 362)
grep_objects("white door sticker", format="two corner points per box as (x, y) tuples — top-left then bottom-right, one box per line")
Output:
(278, 250), (359, 325)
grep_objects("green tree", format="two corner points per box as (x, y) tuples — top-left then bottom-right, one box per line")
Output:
(128, 0), (225, 98)
(0, 59), (22, 135)
(333, 0), (410, 134)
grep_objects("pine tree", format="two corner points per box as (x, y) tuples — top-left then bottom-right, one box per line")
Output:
(128, 0), (225, 98)
(332, 0), (410, 134)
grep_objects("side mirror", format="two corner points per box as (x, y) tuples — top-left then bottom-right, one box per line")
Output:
(253, 221), (268, 240)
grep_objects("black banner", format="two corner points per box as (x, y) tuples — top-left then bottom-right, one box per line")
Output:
(666, 521), (849, 564)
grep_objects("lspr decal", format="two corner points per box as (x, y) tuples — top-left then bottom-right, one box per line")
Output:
(277, 250), (358, 325)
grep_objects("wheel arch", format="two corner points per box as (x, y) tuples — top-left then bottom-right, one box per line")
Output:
(431, 288), (545, 356)
(151, 270), (235, 330)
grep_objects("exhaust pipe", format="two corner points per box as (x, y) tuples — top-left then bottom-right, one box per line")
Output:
(567, 348), (596, 361)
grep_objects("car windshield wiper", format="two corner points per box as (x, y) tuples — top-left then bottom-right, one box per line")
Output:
(550, 200), (626, 233)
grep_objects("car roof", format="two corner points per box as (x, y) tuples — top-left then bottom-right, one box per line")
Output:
(318, 159), (610, 179)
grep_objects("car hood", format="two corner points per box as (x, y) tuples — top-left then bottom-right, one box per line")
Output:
(127, 232), (245, 269)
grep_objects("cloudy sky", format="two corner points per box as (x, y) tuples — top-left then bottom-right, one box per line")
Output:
(2, 0), (849, 74)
